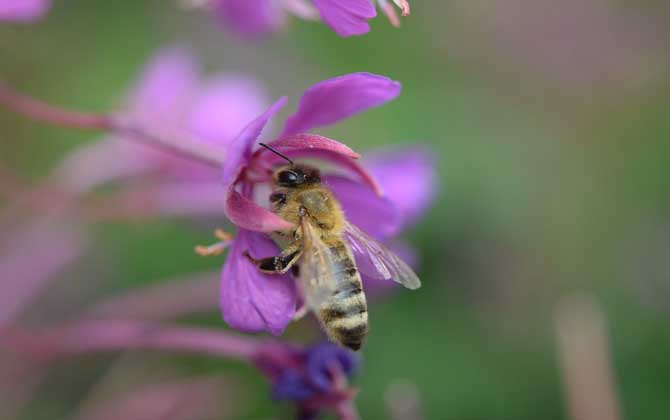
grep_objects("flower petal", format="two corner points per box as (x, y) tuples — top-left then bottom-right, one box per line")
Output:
(0, 0), (50, 22)
(188, 75), (269, 148)
(146, 182), (226, 217)
(212, 0), (284, 38)
(54, 137), (156, 193)
(225, 188), (293, 232)
(281, 73), (401, 137)
(365, 146), (438, 228)
(268, 133), (359, 159)
(311, 0), (376, 37)
(222, 96), (287, 187)
(125, 47), (200, 128)
(273, 370), (315, 401)
(324, 175), (400, 238)
(257, 134), (383, 195)
(220, 230), (296, 335)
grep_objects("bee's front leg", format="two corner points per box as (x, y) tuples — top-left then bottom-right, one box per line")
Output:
(244, 244), (302, 275)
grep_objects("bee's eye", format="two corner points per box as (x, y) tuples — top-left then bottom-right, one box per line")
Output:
(278, 171), (300, 185)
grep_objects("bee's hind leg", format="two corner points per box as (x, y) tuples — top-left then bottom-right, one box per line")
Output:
(244, 244), (302, 275)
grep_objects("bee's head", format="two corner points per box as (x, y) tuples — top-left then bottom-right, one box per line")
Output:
(273, 164), (321, 188)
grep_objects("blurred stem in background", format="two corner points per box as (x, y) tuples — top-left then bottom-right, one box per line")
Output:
(0, 81), (224, 166)
(555, 295), (622, 420)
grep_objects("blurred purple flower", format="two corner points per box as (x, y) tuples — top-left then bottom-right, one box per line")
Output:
(55, 47), (268, 193)
(212, 0), (409, 38)
(0, 0), (50, 22)
(255, 342), (359, 419)
(365, 147), (437, 230)
(211, 0), (285, 37)
(217, 72), (411, 335)
(0, 220), (85, 326)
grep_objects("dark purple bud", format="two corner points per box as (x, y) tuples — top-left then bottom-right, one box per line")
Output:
(306, 343), (359, 392)
(273, 369), (316, 402)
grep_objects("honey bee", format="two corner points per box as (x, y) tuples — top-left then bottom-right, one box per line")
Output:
(245, 143), (421, 351)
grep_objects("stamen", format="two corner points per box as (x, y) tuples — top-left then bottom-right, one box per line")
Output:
(378, 0), (410, 27)
(195, 229), (233, 257)
(214, 229), (233, 241)
(381, 1), (401, 28)
(393, 0), (410, 16)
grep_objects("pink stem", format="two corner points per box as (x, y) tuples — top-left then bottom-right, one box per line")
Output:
(5, 320), (262, 361)
(0, 82), (112, 130)
(0, 82), (225, 168)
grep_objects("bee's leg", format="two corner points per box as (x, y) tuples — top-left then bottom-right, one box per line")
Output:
(291, 264), (300, 278)
(195, 229), (233, 257)
(245, 246), (302, 275)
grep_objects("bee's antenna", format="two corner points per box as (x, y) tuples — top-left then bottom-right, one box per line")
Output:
(259, 143), (294, 165)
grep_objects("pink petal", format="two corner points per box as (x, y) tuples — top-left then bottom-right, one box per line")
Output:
(312, 0), (376, 37)
(282, 73), (400, 137)
(125, 47), (200, 129)
(146, 182), (226, 217)
(257, 134), (382, 195)
(188, 75), (269, 149)
(225, 188), (293, 232)
(365, 146), (438, 228)
(222, 96), (287, 187)
(222, 97), (292, 232)
(212, 0), (284, 38)
(267, 133), (359, 159)
(0, 0), (50, 22)
(324, 175), (400, 238)
(220, 230), (296, 335)
(54, 137), (156, 193)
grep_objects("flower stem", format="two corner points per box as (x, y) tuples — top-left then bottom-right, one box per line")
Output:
(3, 320), (262, 361)
(0, 81), (225, 167)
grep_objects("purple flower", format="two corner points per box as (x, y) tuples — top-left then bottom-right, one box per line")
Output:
(211, 0), (285, 38)
(56, 47), (268, 194)
(212, 0), (410, 38)
(217, 72), (409, 335)
(254, 342), (359, 419)
(0, 0), (50, 22)
(365, 146), (438, 230)
(213, 72), (436, 338)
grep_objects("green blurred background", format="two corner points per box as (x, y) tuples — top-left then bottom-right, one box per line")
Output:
(2, 0), (670, 418)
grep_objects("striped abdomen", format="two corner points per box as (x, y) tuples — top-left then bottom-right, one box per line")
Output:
(318, 241), (368, 351)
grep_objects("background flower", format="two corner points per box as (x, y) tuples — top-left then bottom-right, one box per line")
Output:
(0, 0), (50, 22)
(211, 0), (408, 38)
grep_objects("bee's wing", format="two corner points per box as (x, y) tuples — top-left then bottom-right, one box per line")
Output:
(343, 221), (421, 290)
(298, 217), (341, 310)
